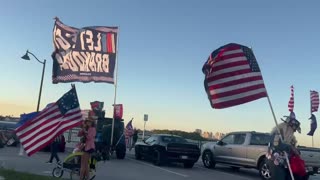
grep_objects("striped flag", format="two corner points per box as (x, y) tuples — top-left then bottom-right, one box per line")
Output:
(288, 86), (294, 112)
(125, 119), (134, 137)
(202, 43), (267, 109)
(311, 90), (319, 112)
(15, 87), (83, 156)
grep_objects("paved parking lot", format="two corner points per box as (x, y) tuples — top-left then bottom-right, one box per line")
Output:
(0, 147), (319, 180)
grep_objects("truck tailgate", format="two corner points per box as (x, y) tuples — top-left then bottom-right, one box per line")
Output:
(300, 148), (320, 168)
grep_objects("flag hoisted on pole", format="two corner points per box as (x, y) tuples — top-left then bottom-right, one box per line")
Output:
(51, 17), (120, 151)
(15, 86), (83, 156)
(202, 43), (295, 180)
(202, 43), (267, 109)
(288, 86), (294, 112)
(310, 90), (319, 147)
(311, 90), (319, 113)
(52, 18), (118, 84)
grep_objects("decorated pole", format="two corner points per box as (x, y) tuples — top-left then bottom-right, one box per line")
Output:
(309, 90), (319, 147)
(110, 27), (120, 147)
(311, 90), (314, 147)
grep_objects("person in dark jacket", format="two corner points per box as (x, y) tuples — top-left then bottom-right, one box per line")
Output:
(132, 129), (138, 148)
(46, 135), (61, 164)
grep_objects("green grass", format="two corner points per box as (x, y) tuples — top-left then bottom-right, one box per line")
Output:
(0, 168), (60, 180)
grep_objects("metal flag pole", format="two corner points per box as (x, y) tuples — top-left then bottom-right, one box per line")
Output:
(250, 47), (295, 180)
(110, 27), (120, 148)
(266, 95), (295, 180)
(310, 90), (314, 147)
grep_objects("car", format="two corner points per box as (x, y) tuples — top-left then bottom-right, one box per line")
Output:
(134, 134), (200, 168)
(201, 131), (320, 179)
(0, 129), (19, 147)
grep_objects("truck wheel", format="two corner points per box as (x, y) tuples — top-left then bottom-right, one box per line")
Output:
(183, 162), (195, 168)
(259, 159), (271, 180)
(116, 149), (126, 159)
(135, 147), (142, 160)
(202, 150), (216, 169)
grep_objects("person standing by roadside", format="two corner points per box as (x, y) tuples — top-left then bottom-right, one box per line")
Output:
(79, 119), (96, 180)
(129, 129), (138, 151)
(46, 135), (61, 164)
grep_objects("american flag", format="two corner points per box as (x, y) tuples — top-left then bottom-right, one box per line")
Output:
(202, 43), (267, 109)
(311, 90), (319, 112)
(15, 88), (83, 156)
(288, 86), (294, 112)
(125, 119), (134, 137)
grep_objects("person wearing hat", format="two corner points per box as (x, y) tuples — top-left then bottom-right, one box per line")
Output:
(266, 112), (305, 180)
(78, 118), (96, 180)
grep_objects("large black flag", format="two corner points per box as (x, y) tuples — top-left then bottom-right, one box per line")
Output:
(52, 18), (118, 84)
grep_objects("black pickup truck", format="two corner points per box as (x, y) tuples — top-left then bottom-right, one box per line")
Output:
(134, 134), (200, 168)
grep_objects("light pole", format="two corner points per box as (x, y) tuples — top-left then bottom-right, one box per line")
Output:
(143, 114), (148, 140)
(21, 50), (46, 112)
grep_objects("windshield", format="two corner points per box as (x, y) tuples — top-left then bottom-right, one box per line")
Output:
(161, 136), (187, 143)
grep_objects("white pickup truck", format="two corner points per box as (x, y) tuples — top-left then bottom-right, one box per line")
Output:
(201, 131), (320, 179)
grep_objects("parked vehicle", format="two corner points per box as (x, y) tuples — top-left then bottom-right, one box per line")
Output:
(0, 129), (19, 147)
(97, 117), (126, 159)
(201, 131), (320, 179)
(135, 134), (201, 168)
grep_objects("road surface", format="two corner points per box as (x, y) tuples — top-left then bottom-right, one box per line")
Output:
(0, 147), (319, 180)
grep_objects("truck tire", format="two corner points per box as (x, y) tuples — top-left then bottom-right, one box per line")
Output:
(259, 158), (271, 180)
(135, 147), (142, 160)
(116, 143), (126, 159)
(202, 150), (216, 169)
(116, 149), (126, 159)
(183, 162), (195, 168)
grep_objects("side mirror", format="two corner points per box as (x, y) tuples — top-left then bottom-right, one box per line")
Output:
(217, 141), (224, 146)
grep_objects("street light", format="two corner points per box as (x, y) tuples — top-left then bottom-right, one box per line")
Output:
(21, 50), (46, 112)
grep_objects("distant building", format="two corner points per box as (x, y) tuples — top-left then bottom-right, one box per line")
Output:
(214, 132), (225, 140)
(202, 131), (213, 139)
(195, 129), (202, 135)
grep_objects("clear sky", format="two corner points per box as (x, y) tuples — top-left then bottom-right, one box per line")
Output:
(0, 0), (319, 147)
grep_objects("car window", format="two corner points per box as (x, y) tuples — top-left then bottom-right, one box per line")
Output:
(250, 134), (271, 146)
(161, 136), (187, 143)
(233, 134), (246, 145)
(145, 136), (156, 144)
(221, 134), (235, 144)
(222, 134), (246, 145)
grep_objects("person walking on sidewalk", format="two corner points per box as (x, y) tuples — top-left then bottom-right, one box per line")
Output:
(46, 135), (61, 164)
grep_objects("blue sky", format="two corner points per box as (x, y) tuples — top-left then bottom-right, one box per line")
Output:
(0, 0), (319, 146)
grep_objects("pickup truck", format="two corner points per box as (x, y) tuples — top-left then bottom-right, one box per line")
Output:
(201, 131), (320, 179)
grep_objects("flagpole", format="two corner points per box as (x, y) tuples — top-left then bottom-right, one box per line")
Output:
(110, 27), (120, 149)
(266, 94), (295, 180)
(310, 91), (314, 147)
(250, 47), (294, 180)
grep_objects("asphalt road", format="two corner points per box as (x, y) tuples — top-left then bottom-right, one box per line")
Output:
(1, 147), (319, 180)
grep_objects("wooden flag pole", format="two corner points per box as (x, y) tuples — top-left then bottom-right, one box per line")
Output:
(110, 27), (120, 148)
(250, 46), (294, 180)
(266, 92), (295, 180)
(310, 91), (314, 147)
